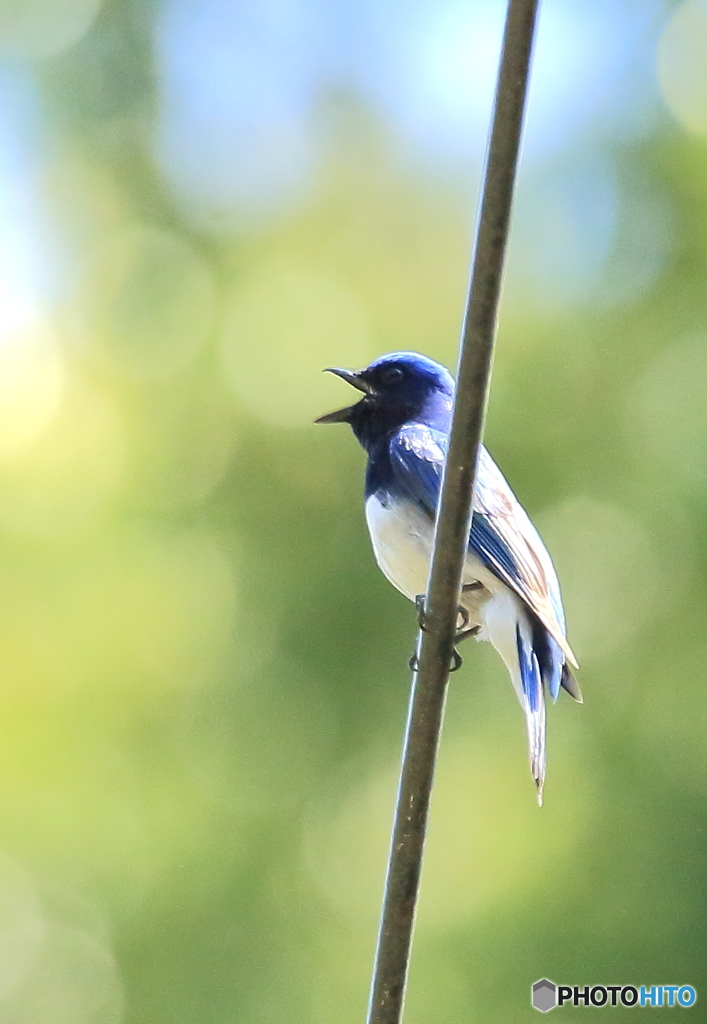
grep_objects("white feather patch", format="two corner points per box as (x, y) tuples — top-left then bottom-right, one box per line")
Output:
(365, 493), (502, 616)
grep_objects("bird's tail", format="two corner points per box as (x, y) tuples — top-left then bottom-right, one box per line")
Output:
(515, 618), (547, 805)
(480, 594), (547, 804)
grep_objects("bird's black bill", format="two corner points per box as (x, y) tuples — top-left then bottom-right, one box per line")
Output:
(315, 366), (372, 424)
(323, 367), (371, 393)
(314, 405), (355, 424)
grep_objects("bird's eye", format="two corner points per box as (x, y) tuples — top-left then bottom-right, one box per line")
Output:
(381, 366), (404, 385)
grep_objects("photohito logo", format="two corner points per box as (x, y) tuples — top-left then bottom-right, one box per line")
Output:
(531, 979), (697, 1012)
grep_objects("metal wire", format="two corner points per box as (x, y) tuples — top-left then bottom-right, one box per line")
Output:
(366, 3), (540, 1021)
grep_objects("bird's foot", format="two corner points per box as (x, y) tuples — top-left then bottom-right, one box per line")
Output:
(447, 619), (481, 671)
(409, 598), (479, 673)
(451, 582), (483, 658)
(449, 649), (464, 672)
(452, 605), (481, 645)
(415, 594), (479, 637)
(408, 647), (465, 673)
(454, 625), (480, 645)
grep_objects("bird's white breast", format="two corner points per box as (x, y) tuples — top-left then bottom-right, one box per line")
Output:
(364, 493), (503, 624)
(365, 494), (435, 602)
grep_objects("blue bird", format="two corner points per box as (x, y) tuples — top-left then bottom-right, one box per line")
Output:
(316, 351), (581, 804)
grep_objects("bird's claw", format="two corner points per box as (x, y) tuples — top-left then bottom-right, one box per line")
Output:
(455, 624), (480, 645)
(415, 596), (473, 634)
(411, 592), (480, 672)
(409, 648), (464, 673)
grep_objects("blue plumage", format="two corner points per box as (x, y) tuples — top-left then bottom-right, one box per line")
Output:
(316, 351), (580, 803)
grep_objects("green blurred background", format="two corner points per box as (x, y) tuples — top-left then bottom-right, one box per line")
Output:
(0, 0), (706, 1020)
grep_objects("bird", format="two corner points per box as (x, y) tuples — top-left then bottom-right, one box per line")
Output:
(315, 351), (581, 804)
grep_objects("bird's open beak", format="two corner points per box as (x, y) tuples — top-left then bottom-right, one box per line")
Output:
(314, 367), (372, 424)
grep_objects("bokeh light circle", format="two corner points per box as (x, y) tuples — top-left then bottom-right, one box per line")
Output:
(0, 0), (101, 57)
(221, 260), (373, 426)
(536, 497), (662, 662)
(0, 381), (123, 536)
(75, 223), (215, 380)
(658, 0), (707, 136)
(0, 314), (65, 459)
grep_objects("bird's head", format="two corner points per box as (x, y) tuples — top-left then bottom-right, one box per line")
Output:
(315, 351), (454, 450)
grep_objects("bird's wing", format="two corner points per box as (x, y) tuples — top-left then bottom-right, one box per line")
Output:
(389, 424), (578, 668)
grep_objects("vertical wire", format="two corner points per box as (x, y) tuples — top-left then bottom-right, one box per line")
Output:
(366, 3), (540, 1021)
